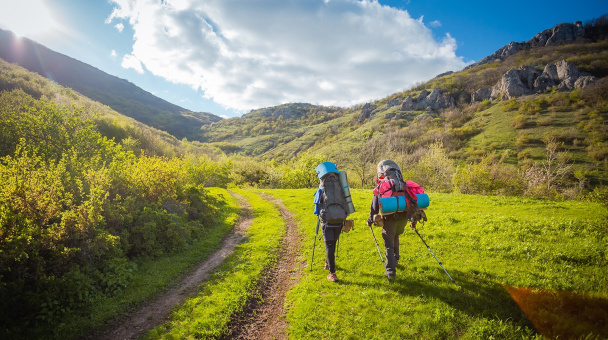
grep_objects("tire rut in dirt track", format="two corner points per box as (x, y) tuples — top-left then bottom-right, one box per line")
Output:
(94, 192), (252, 340)
(223, 193), (304, 340)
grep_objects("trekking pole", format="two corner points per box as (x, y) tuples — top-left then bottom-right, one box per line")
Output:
(411, 226), (455, 284)
(367, 223), (390, 279)
(336, 237), (339, 259)
(310, 216), (321, 271)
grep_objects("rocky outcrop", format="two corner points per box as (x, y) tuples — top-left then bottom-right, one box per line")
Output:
(385, 98), (401, 108)
(491, 66), (541, 99)
(434, 71), (454, 78)
(536, 59), (598, 91)
(465, 22), (585, 70)
(471, 88), (492, 102)
(534, 63), (561, 93)
(574, 76), (597, 89)
(359, 103), (377, 122)
(400, 88), (454, 112)
(472, 60), (597, 103)
(529, 22), (585, 47)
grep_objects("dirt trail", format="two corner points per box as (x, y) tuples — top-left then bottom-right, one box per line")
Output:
(96, 192), (252, 340)
(223, 193), (304, 340)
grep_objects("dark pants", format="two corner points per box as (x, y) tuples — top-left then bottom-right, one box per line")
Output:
(382, 215), (407, 275)
(322, 223), (342, 273)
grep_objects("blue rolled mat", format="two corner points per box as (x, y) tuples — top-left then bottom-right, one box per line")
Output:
(379, 193), (429, 214)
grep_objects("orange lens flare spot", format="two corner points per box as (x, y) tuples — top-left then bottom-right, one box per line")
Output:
(503, 285), (608, 339)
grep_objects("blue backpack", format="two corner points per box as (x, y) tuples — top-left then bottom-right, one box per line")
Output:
(318, 173), (347, 225)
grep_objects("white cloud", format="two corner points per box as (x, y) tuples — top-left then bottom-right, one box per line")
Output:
(115, 23), (125, 32)
(121, 54), (144, 74)
(430, 20), (442, 28)
(106, 0), (466, 111)
(111, 50), (117, 57)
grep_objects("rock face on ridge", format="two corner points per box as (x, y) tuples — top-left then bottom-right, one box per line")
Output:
(363, 20), (599, 121)
(472, 60), (597, 102)
(530, 22), (585, 47)
(465, 22), (585, 70)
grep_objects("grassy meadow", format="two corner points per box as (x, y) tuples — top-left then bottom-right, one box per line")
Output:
(260, 188), (608, 339)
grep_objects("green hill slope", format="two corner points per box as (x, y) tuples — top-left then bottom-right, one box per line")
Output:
(0, 58), (222, 159)
(196, 20), (608, 193)
(0, 28), (222, 139)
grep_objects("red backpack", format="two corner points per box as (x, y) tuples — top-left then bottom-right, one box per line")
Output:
(374, 160), (424, 211)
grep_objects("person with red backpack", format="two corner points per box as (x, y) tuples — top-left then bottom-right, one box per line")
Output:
(366, 160), (424, 279)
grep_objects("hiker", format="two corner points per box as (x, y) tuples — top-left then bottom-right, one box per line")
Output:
(314, 162), (349, 282)
(366, 159), (416, 279)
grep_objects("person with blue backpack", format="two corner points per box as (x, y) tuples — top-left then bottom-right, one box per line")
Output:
(313, 162), (350, 282)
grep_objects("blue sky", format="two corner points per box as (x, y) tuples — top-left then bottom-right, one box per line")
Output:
(1, 0), (606, 118)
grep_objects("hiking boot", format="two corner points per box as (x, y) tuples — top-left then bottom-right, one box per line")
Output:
(327, 273), (338, 282)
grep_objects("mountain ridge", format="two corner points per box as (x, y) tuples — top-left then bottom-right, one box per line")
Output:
(0, 28), (222, 139)
(466, 17), (608, 70)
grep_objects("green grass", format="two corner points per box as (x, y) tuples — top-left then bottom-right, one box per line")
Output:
(143, 188), (286, 339)
(260, 188), (608, 339)
(84, 188), (607, 339)
(57, 188), (240, 339)
(464, 98), (595, 167)
(466, 104), (519, 156)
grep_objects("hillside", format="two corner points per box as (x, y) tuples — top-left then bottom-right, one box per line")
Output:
(196, 19), (608, 191)
(0, 28), (222, 139)
(2, 17), (607, 197)
(0, 58), (223, 159)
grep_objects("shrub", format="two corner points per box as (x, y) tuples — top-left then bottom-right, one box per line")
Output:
(581, 76), (608, 106)
(412, 141), (455, 192)
(453, 151), (524, 196)
(281, 151), (328, 188)
(512, 114), (527, 129)
(0, 93), (227, 337)
(515, 132), (531, 148)
(0, 142), (121, 331)
(228, 157), (273, 187)
(503, 98), (519, 111)
(537, 115), (554, 126)
(523, 139), (574, 198)
(587, 142), (608, 162)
